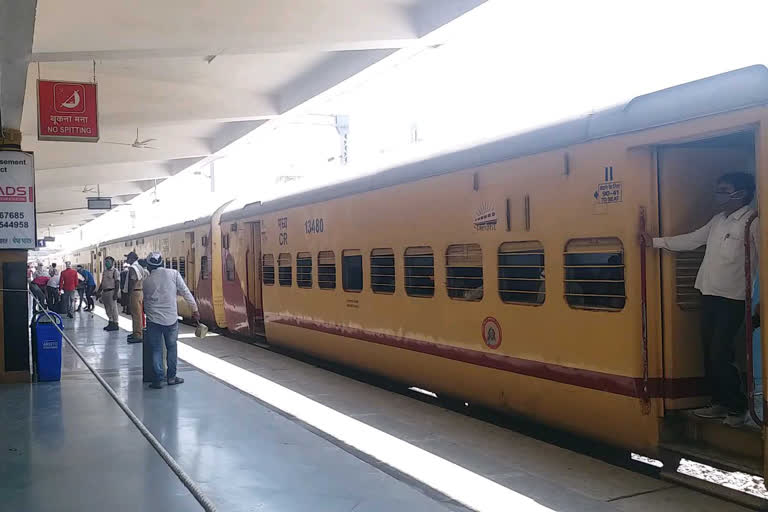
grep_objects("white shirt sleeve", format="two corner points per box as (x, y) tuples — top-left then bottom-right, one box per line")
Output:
(652, 217), (713, 252)
(175, 271), (198, 312)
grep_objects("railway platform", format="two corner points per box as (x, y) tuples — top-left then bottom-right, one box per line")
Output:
(0, 308), (753, 512)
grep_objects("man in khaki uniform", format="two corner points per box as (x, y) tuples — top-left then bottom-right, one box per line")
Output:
(96, 256), (120, 331)
(126, 251), (146, 343)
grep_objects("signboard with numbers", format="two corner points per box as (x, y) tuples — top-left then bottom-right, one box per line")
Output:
(0, 152), (36, 249)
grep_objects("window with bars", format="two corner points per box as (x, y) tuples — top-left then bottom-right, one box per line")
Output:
(675, 249), (704, 310)
(498, 241), (545, 305)
(318, 251), (336, 289)
(179, 257), (186, 279)
(371, 249), (395, 294)
(200, 256), (209, 280)
(342, 250), (363, 292)
(171, 257), (178, 271)
(446, 244), (483, 301)
(564, 238), (625, 310)
(297, 252), (312, 288)
(262, 254), (275, 285)
(225, 255), (236, 281)
(278, 253), (292, 286)
(404, 247), (434, 297)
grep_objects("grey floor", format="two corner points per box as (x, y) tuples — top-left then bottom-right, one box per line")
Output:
(0, 311), (463, 512)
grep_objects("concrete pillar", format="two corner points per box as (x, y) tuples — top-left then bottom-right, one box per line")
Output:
(0, 128), (31, 383)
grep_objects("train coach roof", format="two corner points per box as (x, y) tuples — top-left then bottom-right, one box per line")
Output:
(223, 64), (768, 222)
(95, 215), (212, 248)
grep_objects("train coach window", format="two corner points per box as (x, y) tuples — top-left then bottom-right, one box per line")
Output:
(675, 249), (704, 310)
(318, 251), (336, 289)
(371, 249), (395, 294)
(342, 250), (363, 292)
(446, 244), (483, 301)
(498, 241), (545, 305)
(564, 238), (625, 310)
(405, 247), (434, 297)
(297, 252), (312, 288)
(262, 254), (275, 285)
(278, 253), (292, 286)
(179, 257), (186, 279)
(200, 256), (209, 280)
(171, 257), (178, 271)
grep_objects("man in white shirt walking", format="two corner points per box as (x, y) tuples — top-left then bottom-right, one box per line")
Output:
(641, 172), (757, 426)
(143, 252), (200, 389)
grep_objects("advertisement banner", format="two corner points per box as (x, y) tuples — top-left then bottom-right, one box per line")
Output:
(37, 80), (99, 142)
(0, 152), (36, 249)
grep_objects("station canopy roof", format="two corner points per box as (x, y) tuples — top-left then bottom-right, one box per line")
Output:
(0, 0), (486, 238)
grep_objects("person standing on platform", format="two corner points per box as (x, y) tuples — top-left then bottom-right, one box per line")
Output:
(143, 252), (199, 389)
(75, 268), (86, 312)
(126, 251), (147, 343)
(96, 256), (120, 331)
(46, 268), (60, 310)
(30, 272), (49, 312)
(59, 262), (79, 319)
(76, 265), (96, 312)
(120, 263), (130, 314)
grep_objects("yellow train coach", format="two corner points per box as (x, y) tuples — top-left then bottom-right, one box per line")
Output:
(85, 65), (768, 483)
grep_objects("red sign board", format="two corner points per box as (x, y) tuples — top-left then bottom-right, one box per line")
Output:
(37, 80), (99, 142)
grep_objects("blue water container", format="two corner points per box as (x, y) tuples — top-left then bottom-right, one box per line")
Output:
(34, 312), (63, 382)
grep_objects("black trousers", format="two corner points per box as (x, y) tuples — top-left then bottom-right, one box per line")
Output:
(85, 284), (95, 309)
(46, 287), (59, 308)
(701, 295), (747, 413)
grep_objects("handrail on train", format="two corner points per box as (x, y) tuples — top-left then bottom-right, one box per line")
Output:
(744, 212), (762, 426)
(639, 207), (650, 409)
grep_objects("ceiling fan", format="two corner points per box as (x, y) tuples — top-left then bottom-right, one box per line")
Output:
(103, 128), (158, 149)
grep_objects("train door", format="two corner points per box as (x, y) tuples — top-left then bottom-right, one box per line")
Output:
(656, 130), (761, 474)
(245, 221), (264, 336)
(185, 231), (195, 295)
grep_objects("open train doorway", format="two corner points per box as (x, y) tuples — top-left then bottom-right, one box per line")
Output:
(245, 221), (264, 337)
(185, 231), (195, 295)
(655, 129), (762, 474)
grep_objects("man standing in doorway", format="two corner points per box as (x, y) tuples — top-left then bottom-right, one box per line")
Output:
(96, 256), (120, 331)
(143, 252), (199, 389)
(59, 262), (79, 319)
(126, 251), (147, 343)
(641, 172), (757, 426)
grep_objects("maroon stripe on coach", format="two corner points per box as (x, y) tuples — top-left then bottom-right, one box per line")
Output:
(270, 316), (708, 399)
